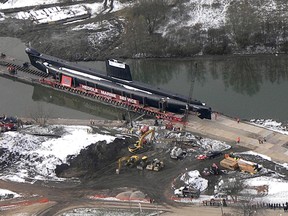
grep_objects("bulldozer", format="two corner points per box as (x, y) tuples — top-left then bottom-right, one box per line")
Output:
(128, 129), (155, 154)
(146, 158), (164, 171)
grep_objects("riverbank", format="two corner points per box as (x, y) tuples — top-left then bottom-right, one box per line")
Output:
(19, 113), (288, 164)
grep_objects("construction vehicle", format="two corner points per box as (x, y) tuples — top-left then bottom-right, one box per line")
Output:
(140, 125), (149, 134)
(136, 156), (148, 170)
(220, 156), (239, 171)
(237, 159), (262, 174)
(220, 154), (262, 174)
(116, 155), (148, 174)
(116, 155), (138, 174)
(0, 116), (18, 132)
(128, 129), (155, 154)
(146, 158), (164, 171)
(174, 185), (200, 198)
(170, 146), (187, 159)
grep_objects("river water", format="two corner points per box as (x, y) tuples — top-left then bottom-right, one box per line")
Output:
(0, 37), (287, 122)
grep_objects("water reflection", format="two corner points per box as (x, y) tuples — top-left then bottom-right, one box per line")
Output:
(126, 55), (288, 121)
(128, 59), (175, 85)
(262, 56), (288, 84)
(1, 36), (288, 121)
(32, 85), (126, 120)
(221, 56), (262, 96)
(129, 55), (288, 97)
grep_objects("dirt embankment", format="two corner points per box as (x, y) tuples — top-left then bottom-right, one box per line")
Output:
(55, 137), (136, 179)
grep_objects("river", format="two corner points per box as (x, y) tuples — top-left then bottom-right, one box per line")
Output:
(1, 37), (287, 122)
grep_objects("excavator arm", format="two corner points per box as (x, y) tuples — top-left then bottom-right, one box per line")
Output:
(128, 129), (155, 153)
(116, 155), (140, 174)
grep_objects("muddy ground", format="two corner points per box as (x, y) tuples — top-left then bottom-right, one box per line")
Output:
(0, 125), (233, 215)
(1, 121), (288, 215)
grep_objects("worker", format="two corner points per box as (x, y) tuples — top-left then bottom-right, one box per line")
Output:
(214, 112), (218, 120)
(236, 137), (240, 143)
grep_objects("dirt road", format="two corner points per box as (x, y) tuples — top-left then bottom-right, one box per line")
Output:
(1, 115), (288, 215)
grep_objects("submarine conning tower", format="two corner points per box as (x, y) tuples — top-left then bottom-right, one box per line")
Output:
(106, 59), (132, 81)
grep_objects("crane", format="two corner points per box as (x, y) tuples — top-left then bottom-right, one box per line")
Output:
(183, 62), (197, 124)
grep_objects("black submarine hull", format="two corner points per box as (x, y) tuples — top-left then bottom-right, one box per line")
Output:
(25, 48), (211, 119)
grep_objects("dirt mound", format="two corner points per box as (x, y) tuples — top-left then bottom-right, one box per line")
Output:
(55, 137), (136, 178)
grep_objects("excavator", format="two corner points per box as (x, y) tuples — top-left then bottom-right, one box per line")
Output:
(116, 155), (148, 174)
(128, 129), (155, 154)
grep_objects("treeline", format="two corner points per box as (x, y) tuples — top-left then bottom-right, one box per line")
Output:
(120, 0), (288, 57)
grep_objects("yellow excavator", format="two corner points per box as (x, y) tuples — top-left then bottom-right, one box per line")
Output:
(116, 155), (148, 174)
(128, 129), (155, 154)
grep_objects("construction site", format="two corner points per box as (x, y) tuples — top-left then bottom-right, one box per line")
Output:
(1, 110), (288, 216)
(0, 51), (288, 215)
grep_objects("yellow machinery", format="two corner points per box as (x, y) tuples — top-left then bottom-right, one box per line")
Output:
(116, 155), (148, 174)
(128, 129), (155, 153)
(220, 156), (239, 171)
(136, 156), (148, 170)
(220, 154), (261, 174)
(237, 159), (261, 174)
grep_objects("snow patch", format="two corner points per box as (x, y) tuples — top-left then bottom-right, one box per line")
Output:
(179, 170), (208, 192)
(0, 125), (115, 183)
(250, 119), (288, 135)
(0, 0), (59, 9)
(1, 1), (127, 26)
(244, 176), (288, 204)
(0, 188), (21, 200)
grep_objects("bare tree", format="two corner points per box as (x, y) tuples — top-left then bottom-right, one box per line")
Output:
(217, 176), (266, 216)
(30, 103), (51, 126)
(226, 0), (260, 48)
(133, 0), (169, 35)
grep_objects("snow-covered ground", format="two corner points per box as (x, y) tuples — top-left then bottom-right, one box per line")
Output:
(0, 0), (128, 25)
(160, 0), (231, 36)
(165, 131), (231, 152)
(243, 176), (288, 204)
(0, 118), (288, 207)
(0, 125), (116, 183)
(0, 0), (59, 9)
(250, 119), (288, 135)
(0, 189), (21, 200)
(177, 170), (208, 192)
(169, 119), (288, 205)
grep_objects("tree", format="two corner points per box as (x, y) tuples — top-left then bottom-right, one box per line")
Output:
(133, 0), (169, 35)
(30, 103), (51, 126)
(216, 176), (266, 216)
(226, 0), (260, 48)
